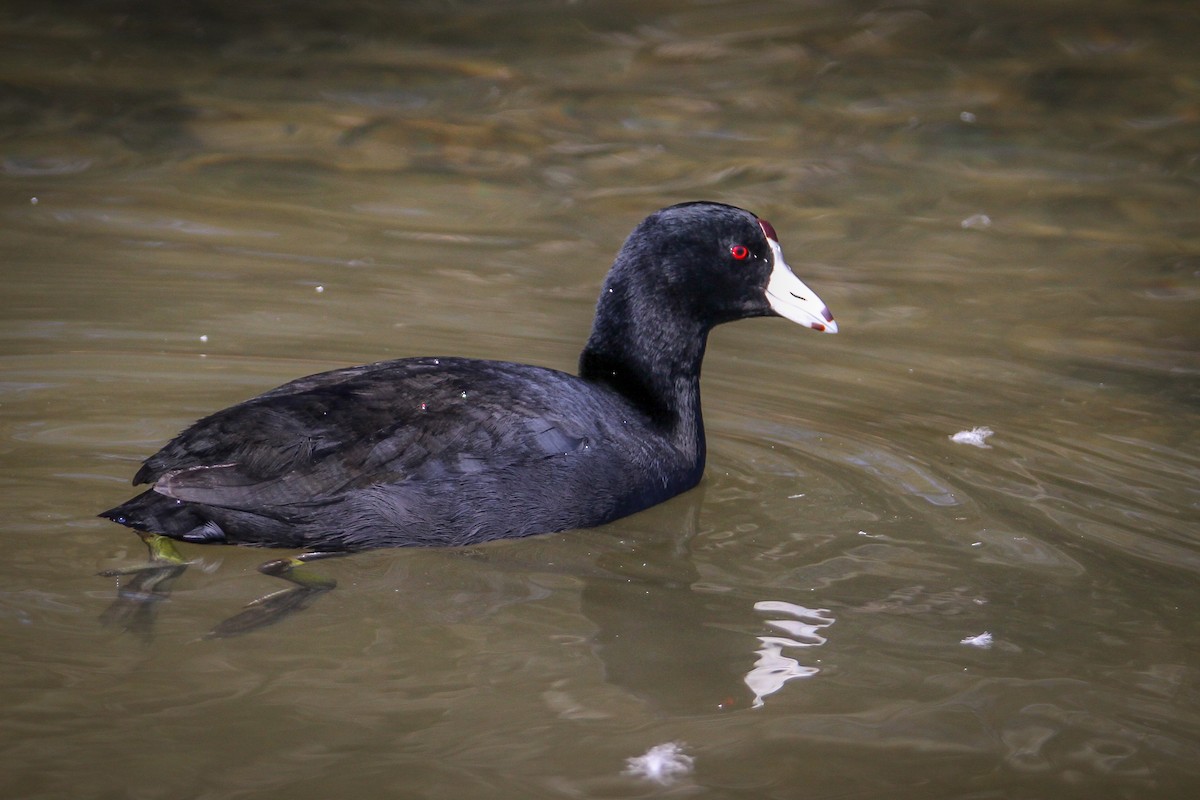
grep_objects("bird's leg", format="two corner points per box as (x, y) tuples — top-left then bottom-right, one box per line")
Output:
(98, 531), (191, 639)
(205, 552), (342, 639)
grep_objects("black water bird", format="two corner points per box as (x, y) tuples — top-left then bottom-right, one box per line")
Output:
(99, 202), (837, 633)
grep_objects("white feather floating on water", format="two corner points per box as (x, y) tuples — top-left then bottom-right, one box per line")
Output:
(623, 742), (694, 785)
(960, 631), (994, 648)
(950, 426), (994, 448)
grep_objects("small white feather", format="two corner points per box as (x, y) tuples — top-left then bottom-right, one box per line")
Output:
(623, 741), (694, 785)
(960, 631), (994, 648)
(950, 426), (994, 448)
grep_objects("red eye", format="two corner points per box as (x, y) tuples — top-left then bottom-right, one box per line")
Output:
(730, 244), (750, 261)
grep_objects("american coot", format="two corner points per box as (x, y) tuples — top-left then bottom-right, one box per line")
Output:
(102, 202), (837, 554)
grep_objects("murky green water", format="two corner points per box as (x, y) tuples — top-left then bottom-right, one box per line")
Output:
(2, 1), (1198, 797)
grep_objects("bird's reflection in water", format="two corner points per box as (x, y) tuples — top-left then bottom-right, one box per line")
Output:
(97, 531), (193, 641)
(580, 490), (834, 714)
(99, 485), (836, 709)
(746, 601), (835, 708)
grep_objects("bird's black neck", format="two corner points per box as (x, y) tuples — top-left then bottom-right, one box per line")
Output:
(578, 283), (710, 463)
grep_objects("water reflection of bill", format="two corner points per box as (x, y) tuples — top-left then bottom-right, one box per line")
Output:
(582, 501), (835, 713)
(746, 601), (835, 708)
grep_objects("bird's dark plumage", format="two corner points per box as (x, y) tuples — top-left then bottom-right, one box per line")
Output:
(101, 202), (837, 551)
